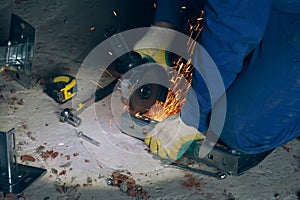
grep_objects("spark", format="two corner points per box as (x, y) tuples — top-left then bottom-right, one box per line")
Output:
(99, 67), (114, 77)
(109, 119), (112, 128)
(90, 80), (103, 89)
(195, 23), (200, 31)
(142, 12), (204, 122)
(187, 30), (194, 47)
(153, 2), (156, 8)
(113, 10), (118, 16)
(108, 51), (113, 56)
(189, 27), (202, 56)
(90, 26), (95, 31)
(144, 61), (194, 121)
(181, 6), (187, 10)
(200, 10), (204, 16)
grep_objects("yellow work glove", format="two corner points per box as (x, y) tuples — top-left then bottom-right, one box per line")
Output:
(145, 114), (205, 161)
(134, 26), (176, 66)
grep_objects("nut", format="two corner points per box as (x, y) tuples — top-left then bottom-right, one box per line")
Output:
(106, 177), (114, 186)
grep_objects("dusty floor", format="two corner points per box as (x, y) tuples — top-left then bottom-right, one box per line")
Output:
(0, 0), (300, 199)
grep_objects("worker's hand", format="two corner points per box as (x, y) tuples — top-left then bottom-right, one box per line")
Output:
(134, 25), (175, 66)
(145, 114), (205, 161)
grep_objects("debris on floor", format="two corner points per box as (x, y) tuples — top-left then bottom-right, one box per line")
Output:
(180, 172), (203, 191)
(106, 170), (149, 199)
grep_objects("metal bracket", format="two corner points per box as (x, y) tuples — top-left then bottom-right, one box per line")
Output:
(0, 128), (46, 194)
(121, 112), (158, 139)
(0, 14), (35, 89)
(186, 141), (272, 175)
(120, 113), (271, 176)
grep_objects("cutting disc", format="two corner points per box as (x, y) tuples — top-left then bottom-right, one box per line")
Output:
(127, 64), (169, 114)
(129, 83), (163, 114)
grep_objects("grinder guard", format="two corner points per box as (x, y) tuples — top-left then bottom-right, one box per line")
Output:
(121, 63), (169, 115)
(111, 63), (169, 139)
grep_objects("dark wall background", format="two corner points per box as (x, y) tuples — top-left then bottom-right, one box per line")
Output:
(1, 0), (156, 77)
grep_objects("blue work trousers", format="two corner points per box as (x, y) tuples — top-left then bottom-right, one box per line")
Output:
(217, 9), (300, 153)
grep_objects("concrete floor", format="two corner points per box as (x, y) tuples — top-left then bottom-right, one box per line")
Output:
(0, 0), (300, 199)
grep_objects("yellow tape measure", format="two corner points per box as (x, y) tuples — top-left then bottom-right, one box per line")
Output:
(45, 75), (77, 104)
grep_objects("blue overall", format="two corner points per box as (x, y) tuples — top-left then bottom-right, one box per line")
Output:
(155, 0), (300, 154)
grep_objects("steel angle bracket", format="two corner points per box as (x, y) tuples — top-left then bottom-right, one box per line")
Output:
(0, 14), (36, 89)
(120, 112), (158, 139)
(120, 113), (272, 176)
(0, 129), (46, 194)
(186, 141), (273, 176)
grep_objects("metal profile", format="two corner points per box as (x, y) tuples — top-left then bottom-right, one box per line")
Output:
(0, 129), (46, 194)
(0, 14), (35, 89)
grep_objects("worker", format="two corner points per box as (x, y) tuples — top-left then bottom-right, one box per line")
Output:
(134, 0), (300, 161)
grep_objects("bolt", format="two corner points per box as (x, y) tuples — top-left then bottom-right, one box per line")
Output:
(98, 174), (104, 179)
(217, 172), (227, 179)
(230, 149), (241, 155)
(60, 108), (81, 127)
